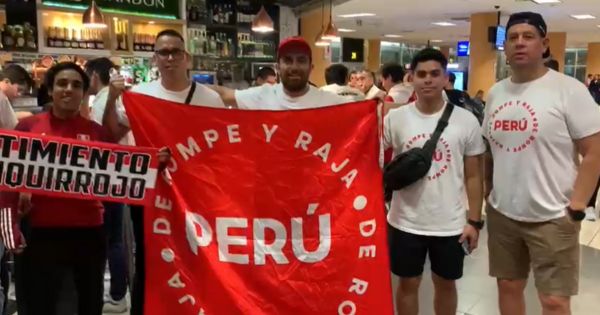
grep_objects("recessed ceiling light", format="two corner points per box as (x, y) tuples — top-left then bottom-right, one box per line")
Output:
(430, 39), (443, 43)
(337, 13), (376, 18)
(432, 22), (456, 26)
(532, 0), (561, 4)
(148, 21), (155, 24)
(338, 28), (356, 32)
(571, 14), (596, 20)
(384, 34), (403, 38)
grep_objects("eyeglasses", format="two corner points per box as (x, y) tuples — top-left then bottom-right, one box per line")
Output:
(154, 48), (186, 60)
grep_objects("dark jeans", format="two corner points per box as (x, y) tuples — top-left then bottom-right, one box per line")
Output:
(17, 227), (106, 315)
(103, 202), (128, 301)
(130, 205), (145, 315)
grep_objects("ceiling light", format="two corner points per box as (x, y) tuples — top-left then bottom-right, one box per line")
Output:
(337, 13), (375, 18)
(531, 0), (561, 3)
(432, 22), (456, 26)
(315, 1), (330, 47)
(148, 21), (155, 24)
(430, 39), (443, 43)
(338, 28), (356, 32)
(252, 5), (274, 33)
(82, 0), (107, 29)
(321, 0), (339, 40)
(384, 34), (403, 38)
(570, 14), (596, 20)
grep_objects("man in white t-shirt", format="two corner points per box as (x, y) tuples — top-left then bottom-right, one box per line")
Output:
(385, 48), (485, 315)
(104, 30), (224, 139)
(320, 63), (365, 102)
(358, 70), (385, 100)
(103, 29), (225, 315)
(380, 63), (412, 104)
(483, 12), (600, 315)
(210, 37), (346, 110)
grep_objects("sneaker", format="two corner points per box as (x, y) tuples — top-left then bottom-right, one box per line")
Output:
(103, 297), (128, 313)
(585, 207), (597, 221)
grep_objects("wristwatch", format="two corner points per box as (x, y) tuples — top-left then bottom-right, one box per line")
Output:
(467, 219), (485, 230)
(567, 206), (586, 222)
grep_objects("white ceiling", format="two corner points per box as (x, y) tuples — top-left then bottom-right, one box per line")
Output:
(331, 0), (600, 47)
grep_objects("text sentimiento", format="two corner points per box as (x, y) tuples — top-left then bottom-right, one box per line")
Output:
(0, 131), (158, 203)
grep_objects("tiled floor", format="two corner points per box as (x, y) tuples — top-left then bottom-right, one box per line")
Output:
(9, 219), (600, 315)
(390, 223), (600, 315)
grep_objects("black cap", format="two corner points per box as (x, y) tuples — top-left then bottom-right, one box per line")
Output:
(506, 12), (547, 37)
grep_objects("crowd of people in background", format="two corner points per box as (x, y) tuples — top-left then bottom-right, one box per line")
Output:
(0, 9), (599, 315)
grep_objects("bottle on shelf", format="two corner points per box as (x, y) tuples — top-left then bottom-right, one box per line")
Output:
(63, 27), (72, 48)
(96, 30), (106, 50)
(46, 26), (55, 48)
(134, 33), (141, 51)
(54, 27), (64, 48)
(115, 21), (128, 51)
(2, 25), (15, 49)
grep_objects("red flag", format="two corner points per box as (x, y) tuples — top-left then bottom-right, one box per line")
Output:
(123, 92), (393, 315)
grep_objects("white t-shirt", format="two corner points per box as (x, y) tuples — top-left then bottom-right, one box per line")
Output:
(384, 103), (486, 236)
(235, 83), (347, 110)
(320, 84), (365, 102)
(0, 92), (17, 130)
(365, 85), (385, 100)
(483, 69), (600, 222)
(387, 83), (413, 104)
(118, 80), (225, 127)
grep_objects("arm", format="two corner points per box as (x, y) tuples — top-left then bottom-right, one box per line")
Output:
(103, 75), (130, 141)
(569, 132), (600, 210)
(208, 85), (238, 108)
(461, 154), (484, 252)
(0, 98), (18, 129)
(464, 154), (484, 221)
(483, 144), (493, 199)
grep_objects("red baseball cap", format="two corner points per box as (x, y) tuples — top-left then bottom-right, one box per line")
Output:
(277, 37), (312, 61)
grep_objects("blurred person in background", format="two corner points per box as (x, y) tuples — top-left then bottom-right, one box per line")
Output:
(0, 64), (32, 130)
(358, 69), (385, 100)
(321, 63), (365, 102)
(348, 70), (359, 89)
(86, 57), (130, 313)
(380, 62), (412, 104)
(254, 66), (277, 86)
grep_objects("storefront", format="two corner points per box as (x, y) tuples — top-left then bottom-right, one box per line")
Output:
(0, 0), (284, 112)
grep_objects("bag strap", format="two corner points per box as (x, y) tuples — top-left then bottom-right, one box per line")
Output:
(185, 82), (197, 105)
(423, 103), (454, 152)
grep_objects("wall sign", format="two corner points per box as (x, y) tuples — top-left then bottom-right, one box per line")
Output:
(43, 0), (179, 19)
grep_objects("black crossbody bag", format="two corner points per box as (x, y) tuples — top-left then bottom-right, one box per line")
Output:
(384, 103), (454, 199)
(185, 82), (197, 104)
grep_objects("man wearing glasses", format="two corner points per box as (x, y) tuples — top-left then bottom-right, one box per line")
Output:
(102, 29), (224, 315)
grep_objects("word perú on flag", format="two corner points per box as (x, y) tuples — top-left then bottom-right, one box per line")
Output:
(123, 92), (394, 315)
(0, 130), (159, 206)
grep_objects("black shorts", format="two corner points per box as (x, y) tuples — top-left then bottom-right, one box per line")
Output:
(388, 224), (465, 280)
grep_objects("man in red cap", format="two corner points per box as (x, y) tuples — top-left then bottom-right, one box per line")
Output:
(212, 37), (346, 109)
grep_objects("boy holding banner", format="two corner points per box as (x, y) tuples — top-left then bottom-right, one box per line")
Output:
(1, 62), (113, 315)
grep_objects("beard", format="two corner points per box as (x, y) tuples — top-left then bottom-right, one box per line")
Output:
(281, 72), (309, 93)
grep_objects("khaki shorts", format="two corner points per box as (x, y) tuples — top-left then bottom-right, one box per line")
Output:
(487, 206), (580, 296)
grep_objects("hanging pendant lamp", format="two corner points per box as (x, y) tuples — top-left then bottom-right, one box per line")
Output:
(315, 1), (330, 47)
(321, 0), (339, 41)
(82, 0), (107, 29)
(252, 5), (274, 33)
